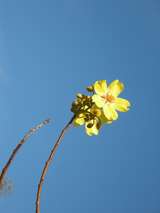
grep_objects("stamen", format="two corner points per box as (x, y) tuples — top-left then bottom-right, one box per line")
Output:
(102, 93), (115, 103)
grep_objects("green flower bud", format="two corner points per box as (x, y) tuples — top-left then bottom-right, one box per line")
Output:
(86, 85), (94, 92)
(76, 93), (83, 98)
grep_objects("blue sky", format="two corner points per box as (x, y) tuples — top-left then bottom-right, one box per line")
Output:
(0, 0), (160, 212)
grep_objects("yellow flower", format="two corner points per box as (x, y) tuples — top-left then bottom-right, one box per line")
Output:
(72, 80), (130, 136)
(73, 104), (112, 136)
(92, 80), (131, 121)
(74, 113), (85, 126)
(85, 119), (100, 136)
(73, 104), (102, 136)
(74, 115), (99, 136)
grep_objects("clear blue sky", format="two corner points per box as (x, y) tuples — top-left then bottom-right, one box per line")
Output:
(0, 0), (160, 212)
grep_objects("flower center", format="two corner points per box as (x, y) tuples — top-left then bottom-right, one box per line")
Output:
(102, 93), (115, 103)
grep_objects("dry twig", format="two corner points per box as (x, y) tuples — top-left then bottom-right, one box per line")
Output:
(0, 118), (51, 187)
(36, 116), (75, 213)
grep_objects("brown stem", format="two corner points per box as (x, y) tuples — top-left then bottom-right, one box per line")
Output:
(0, 118), (51, 186)
(36, 116), (75, 213)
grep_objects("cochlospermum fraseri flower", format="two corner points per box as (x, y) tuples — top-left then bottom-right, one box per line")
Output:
(71, 93), (111, 136)
(92, 80), (131, 121)
(36, 79), (131, 213)
(71, 80), (131, 136)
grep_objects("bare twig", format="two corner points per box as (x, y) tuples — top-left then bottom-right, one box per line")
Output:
(0, 118), (51, 187)
(36, 116), (75, 213)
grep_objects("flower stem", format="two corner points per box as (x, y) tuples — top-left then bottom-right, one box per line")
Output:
(0, 118), (51, 187)
(35, 116), (75, 213)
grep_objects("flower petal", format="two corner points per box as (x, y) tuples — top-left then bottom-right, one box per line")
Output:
(115, 98), (131, 112)
(92, 94), (105, 108)
(74, 117), (85, 126)
(103, 104), (118, 121)
(108, 80), (124, 97)
(100, 112), (113, 124)
(85, 122), (99, 136)
(94, 80), (108, 96)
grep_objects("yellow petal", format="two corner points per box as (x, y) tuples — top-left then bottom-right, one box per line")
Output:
(100, 112), (113, 124)
(92, 94), (105, 108)
(115, 97), (131, 112)
(85, 122), (99, 136)
(108, 80), (124, 97)
(103, 104), (118, 121)
(94, 80), (108, 96)
(74, 117), (85, 126)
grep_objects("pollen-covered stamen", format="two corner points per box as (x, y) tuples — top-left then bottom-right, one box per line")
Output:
(102, 93), (115, 103)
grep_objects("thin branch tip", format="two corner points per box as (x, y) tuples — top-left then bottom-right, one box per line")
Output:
(44, 118), (52, 124)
